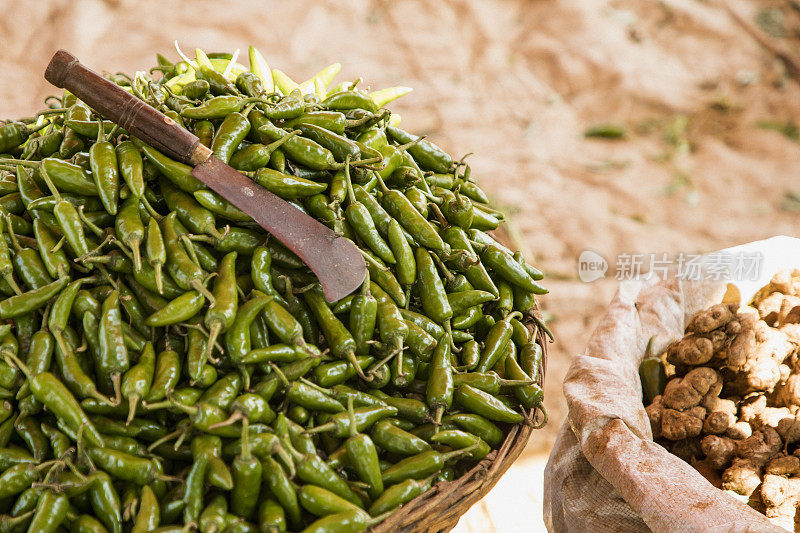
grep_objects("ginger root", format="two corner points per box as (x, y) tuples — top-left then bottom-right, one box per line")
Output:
(647, 273), (800, 524)
(721, 427), (782, 497)
(646, 396), (706, 441)
(701, 434), (737, 470)
(686, 303), (738, 334)
(662, 367), (722, 411)
(766, 454), (800, 476)
(760, 474), (800, 531)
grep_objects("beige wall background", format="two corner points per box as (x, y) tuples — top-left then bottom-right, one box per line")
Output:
(2, 0), (799, 530)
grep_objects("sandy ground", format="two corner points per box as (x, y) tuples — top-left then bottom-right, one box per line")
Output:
(2, 0), (800, 530)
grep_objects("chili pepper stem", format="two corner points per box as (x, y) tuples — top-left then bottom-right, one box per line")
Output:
(146, 426), (184, 452)
(359, 249), (389, 271)
(111, 373), (122, 406)
(203, 321), (222, 365)
(304, 421), (335, 435)
(343, 155), (356, 205)
(367, 341), (403, 376)
(129, 239), (142, 272)
(5, 215), (21, 252)
(266, 129), (301, 154)
(347, 351), (372, 381)
(142, 399), (172, 411)
(2, 351), (31, 378)
(499, 378), (537, 388)
(92, 389), (117, 407)
(0, 158), (37, 168)
(189, 280), (216, 308)
(126, 394), (140, 425)
(268, 363), (290, 387)
(443, 320), (457, 351)
(238, 365), (251, 391)
(51, 236), (66, 254)
(432, 406), (445, 426)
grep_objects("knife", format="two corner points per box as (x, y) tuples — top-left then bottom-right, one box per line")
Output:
(44, 49), (366, 303)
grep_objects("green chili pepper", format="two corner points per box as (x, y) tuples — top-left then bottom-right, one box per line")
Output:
(89, 129), (120, 215)
(255, 117), (338, 170)
(130, 485), (160, 533)
(474, 241), (547, 294)
(183, 78), (210, 99)
(287, 381), (345, 414)
(0, 277), (67, 319)
(343, 166), (394, 266)
(323, 90), (378, 113)
(55, 319), (113, 406)
(212, 111), (252, 164)
(58, 126), (84, 159)
(31, 162), (93, 205)
(504, 355), (543, 409)
(368, 477), (432, 516)
(0, 122), (46, 153)
(144, 218), (166, 293)
(144, 290), (204, 327)
(493, 280), (513, 317)
(295, 123), (361, 163)
(181, 95), (245, 120)
(262, 455), (303, 528)
(188, 121), (214, 150)
(120, 341), (155, 424)
(115, 195), (144, 271)
(258, 497), (287, 533)
(304, 288), (369, 381)
(161, 179), (222, 239)
(349, 280), (377, 357)
(454, 384), (524, 423)
(285, 111), (346, 135)
(306, 404), (397, 438)
(381, 446), (471, 486)
(253, 167), (327, 199)
(235, 71), (263, 97)
(475, 311), (521, 373)
(430, 429), (491, 460)
(143, 349), (181, 403)
(96, 290), (130, 398)
(225, 291), (272, 363)
(372, 418), (431, 457)
(415, 249), (452, 331)
(451, 370), (531, 396)
(8, 351), (104, 446)
(160, 212), (213, 301)
(15, 165), (43, 209)
(136, 141), (204, 193)
(381, 185), (447, 253)
(198, 494), (226, 533)
(25, 488), (68, 533)
(298, 484), (363, 518)
(192, 189), (249, 222)
(26, 193), (103, 213)
(387, 126), (453, 173)
(47, 277), (84, 350)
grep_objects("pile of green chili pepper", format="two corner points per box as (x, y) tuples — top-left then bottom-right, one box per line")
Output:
(0, 44), (548, 533)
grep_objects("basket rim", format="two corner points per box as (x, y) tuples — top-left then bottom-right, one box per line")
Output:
(369, 312), (548, 532)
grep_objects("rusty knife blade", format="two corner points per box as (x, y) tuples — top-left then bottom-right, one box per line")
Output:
(192, 156), (366, 302)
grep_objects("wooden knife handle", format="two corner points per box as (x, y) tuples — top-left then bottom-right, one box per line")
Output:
(45, 49), (201, 165)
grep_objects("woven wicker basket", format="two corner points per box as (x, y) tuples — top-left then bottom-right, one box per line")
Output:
(370, 312), (548, 532)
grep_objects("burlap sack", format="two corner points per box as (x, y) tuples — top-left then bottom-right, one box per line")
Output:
(543, 237), (800, 533)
